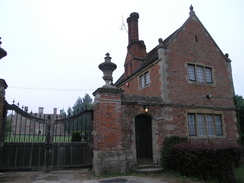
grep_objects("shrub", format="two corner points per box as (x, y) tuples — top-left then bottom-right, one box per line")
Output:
(71, 131), (87, 142)
(162, 136), (187, 171)
(169, 142), (242, 182)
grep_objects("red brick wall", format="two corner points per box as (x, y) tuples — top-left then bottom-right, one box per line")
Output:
(93, 15), (238, 168)
(93, 91), (123, 151)
(120, 17), (235, 109)
(121, 63), (162, 97)
(166, 17), (235, 108)
(121, 103), (238, 152)
(117, 16), (238, 146)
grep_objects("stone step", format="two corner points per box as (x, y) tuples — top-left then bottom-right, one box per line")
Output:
(137, 164), (156, 169)
(134, 167), (164, 174)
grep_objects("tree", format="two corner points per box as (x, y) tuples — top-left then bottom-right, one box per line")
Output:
(64, 94), (93, 137)
(68, 93), (93, 115)
(67, 107), (72, 116)
(234, 95), (244, 144)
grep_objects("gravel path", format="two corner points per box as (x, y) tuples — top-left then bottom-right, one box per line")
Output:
(0, 168), (203, 183)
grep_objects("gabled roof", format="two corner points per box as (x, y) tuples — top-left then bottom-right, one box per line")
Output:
(115, 27), (180, 86)
(115, 9), (228, 87)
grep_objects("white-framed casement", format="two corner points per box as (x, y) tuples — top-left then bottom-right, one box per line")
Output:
(139, 71), (150, 89)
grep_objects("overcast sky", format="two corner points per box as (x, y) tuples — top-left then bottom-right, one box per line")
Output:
(0, 0), (243, 114)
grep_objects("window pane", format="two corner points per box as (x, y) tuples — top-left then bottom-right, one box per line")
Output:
(145, 72), (150, 86)
(205, 67), (213, 83)
(197, 114), (206, 136)
(215, 115), (223, 135)
(188, 65), (196, 81)
(188, 114), (196, 136)
(140, 75), (145, 88)
(206, 115), (214, 135)
(196, 66), (204, 82)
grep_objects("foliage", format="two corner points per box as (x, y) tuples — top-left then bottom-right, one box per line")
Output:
(167, 142), (241, 182)
(234, 95), (244, 145)
(67, 107), (72, 116)
(236, 163), (244, 183)
(4, 119), (12, 140)
(161, 136), (187, 171)
(71, 131), (88, 142)
(68, 93), (93, 115)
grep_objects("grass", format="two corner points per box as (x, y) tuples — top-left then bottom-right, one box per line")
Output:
(236, 163), (244, 183)
(4, 134), (72, 142)
(161, 162), (244, 183)
(162, 171), (203, 182)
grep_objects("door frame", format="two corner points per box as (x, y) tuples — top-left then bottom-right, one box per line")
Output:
(135, 115), (153, 164)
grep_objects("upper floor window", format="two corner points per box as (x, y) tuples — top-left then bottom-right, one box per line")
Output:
(188, 113), (223, 137)
(139, 71), (150, 88)
(188, 64), (213, 83)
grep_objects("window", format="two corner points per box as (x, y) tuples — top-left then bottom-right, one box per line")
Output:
(205, 67), (213, 83)
(188, 64), (213, 83)
(188, 113), (223, 137)
(139, 71), (150, 88)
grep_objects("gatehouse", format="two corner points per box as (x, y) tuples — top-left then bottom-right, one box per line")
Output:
(0, 7), (240, 175)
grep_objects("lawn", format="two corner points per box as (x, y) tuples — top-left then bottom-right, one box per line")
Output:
(236, 163), (244, 183)
(4, 134), (72, 142)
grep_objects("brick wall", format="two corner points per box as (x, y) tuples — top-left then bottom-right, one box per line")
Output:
(121, 62), (162, 97)
(93, 12), (239, 174)
(93, 90), (123, 151)
(166, 17), (235, 108)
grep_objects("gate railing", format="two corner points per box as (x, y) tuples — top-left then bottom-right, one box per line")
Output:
(53, 109), (93, 143)
(0, 101), (94, 171)
(2, 103), (93, 143)
(4, 103), (46, 142)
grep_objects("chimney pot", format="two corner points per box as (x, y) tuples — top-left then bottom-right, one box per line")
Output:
(127, 12), (139, 45)
(39, 107), (44, 114)
(53, 108), (57, 115)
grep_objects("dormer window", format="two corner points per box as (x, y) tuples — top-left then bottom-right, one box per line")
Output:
(139, 71), (150, 88)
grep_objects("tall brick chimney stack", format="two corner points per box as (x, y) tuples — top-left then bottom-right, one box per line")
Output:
(127, 12), (139, 45)
(124, 12), (147, 78)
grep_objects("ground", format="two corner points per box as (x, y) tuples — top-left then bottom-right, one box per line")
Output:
(0, 168), (204, 183)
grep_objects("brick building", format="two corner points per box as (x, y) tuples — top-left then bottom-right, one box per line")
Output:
(92, 6), (239, 175)
(6, 107), (63, 137)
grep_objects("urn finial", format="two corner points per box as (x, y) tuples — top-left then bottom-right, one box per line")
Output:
(98, 53), (117, 88)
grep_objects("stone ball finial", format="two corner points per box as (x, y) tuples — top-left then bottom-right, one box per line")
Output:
(99, 53), (117, 88)
(225, 53), (231, 62)
(157, 38), (165, 49)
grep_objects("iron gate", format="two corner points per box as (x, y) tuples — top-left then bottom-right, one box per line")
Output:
(0, 102), (93, 171)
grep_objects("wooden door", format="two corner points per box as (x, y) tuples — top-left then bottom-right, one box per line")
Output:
(135, 115), (153, 163)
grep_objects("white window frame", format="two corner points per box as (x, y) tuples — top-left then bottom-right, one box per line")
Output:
(188, 113), (223, 137)
(139, 71), (150, 88)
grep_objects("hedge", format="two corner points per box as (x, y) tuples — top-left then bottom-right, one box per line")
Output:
(162, 136), (188, 171)
(168, 142), (241, 182)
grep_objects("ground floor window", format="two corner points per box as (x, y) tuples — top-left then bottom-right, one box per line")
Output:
(188, 113), (223, 136)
